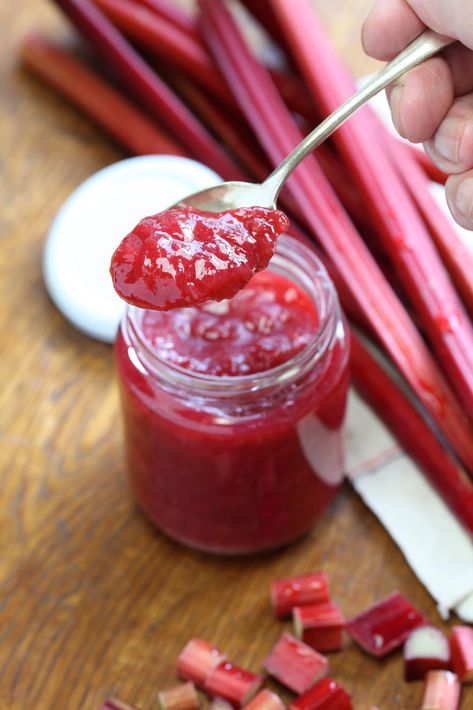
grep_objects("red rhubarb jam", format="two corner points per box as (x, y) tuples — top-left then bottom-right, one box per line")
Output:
(115, 236), (350, 553)
(110, 205), (289, 310)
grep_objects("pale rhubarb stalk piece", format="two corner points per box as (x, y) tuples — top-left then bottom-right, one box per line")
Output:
(420, 671), (460, 710)
(293, 603), (346, 652)
(271, 572), (330, 618)
(204, 662), (262, 708)
(404, 626), (451, 682)
(347, 591), (427, 657)
(209, 699), (234, 710)
(450, 626), (473, 683)
(177, 639), (227, 687)
(263, 631), (328, 694)
(100, 701), (139, 710)
(289, 677), (353, 710)
(157, 682), (200, 710)
(243, 689), (285, 710)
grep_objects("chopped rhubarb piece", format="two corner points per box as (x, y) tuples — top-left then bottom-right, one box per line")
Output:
(157, 682), (199, 710)
(289, 677), (353, 710)
(204, 662), (262, 708)
(177, 639), (227, 687)
(243, 689), (285, 710)
(450, 626), (473, 683)
(209, 700), (234, 710)
(293, 603), (346, 652)
(347, 592), (427, 657)
(271, 572), (330, 618)
(420, 671), (460, 710)
(100, 701), (139, 710)
(263, 631), (328, 694)
(404, 626), (451, 682)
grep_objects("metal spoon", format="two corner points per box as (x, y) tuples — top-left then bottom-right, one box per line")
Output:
(175, 29), (453, 213)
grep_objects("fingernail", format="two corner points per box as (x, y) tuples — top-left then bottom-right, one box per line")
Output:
(435, 117), (465, 163)
(455, 177), (473, 218)
(388, 83), (404, 134)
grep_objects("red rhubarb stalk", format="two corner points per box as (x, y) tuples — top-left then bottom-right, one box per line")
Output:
(289, 678), (353, 710)
(420, 671), (461, 710)
(404, 626), (451, 682)
(347, 591), (427, 657)
(20, 33), (184, 158)
(350, 334), (473, 535)
(132, 0), (197, 37)
(404, 143), (447, 185)
(177, 640), (227, 687)
(198, 0), (473, 473)
(263, 632), (328, 695)
(450, 626), (473, 683)
(384, 136), (473, 316)
(293, 603), (346, 653)
(270, 0), (473, 426)
(243, 690), (284, 710)
(51, 0), (243, 180)
(157, 683), (199, 710)
(100, 701), (139, 710)
(271, 572), (330, 619)
(204, 662), (262, 708)
(209, 700), (234, 710)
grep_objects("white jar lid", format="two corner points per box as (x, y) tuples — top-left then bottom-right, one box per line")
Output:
(43, 155), (221, 343)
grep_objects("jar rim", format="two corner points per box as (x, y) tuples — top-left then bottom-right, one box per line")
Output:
(124, 235), (340, 395)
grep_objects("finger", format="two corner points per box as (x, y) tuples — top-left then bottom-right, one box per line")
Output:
(405, 1), (473, 50)
(386, 56), (453, 142)
(424, 94), (473, 173)
(446, 170), (473, 230)
(443, 43), (473, 96)
(362, 0), (424, 60)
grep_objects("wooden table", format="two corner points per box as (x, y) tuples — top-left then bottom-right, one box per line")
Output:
(0, 2), (450, 708)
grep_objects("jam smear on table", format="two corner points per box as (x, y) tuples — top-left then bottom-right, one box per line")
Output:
(110, 205), (289, 310)
(141, 270), (319, 376)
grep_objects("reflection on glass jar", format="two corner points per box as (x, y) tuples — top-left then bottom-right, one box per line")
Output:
(115, 236), (350, 554)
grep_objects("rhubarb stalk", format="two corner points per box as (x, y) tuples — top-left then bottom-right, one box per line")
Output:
(51, 0), (244, 180)
(204, 663), (262, 708)
(289, 678), (353, 710)
(403, 626), (451, 682)
(177, 640), (227, 687)
(198, 0), (473, 473)
(271, 572), (330, 619)
(420, 671), (460, 710)
(263, 632), (328, 694)
(20, 33), (184, 158)
(293, 603), (346, 653)
(157, 683), (200, 710)
(450, 626), (473, 683)
(269, 0), (473, 426)
(243, 690), (285, 710)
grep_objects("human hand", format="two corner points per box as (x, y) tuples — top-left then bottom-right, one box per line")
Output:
(363, 0), (473, 229)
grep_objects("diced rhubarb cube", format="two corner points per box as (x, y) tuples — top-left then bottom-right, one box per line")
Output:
(450, 626), (473, 683)
(289, 677), (353, 710)
(204, 662), (263, 708)
(293, 603), (346, 652)
(420, 671), (460, 710)
(209, 699), (234, 710)
(404, 626), (451, 681)
(243, 689), (285, 710)
(271, 572), (330, 618)
(347, 591), (427, 657)
(157, 682), (200, 710)
(100, 701), (139, 710)
(263, 631), (328, 694)
(177, 640), (227, 687)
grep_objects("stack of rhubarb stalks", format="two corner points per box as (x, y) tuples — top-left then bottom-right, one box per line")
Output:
(100, 571), (473, 708)
(21, 3), (473, 530)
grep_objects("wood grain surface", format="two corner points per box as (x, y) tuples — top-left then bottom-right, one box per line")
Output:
(0, 1), (457, 709)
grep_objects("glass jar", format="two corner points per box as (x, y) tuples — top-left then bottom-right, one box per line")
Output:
(115, 236), (350, 554)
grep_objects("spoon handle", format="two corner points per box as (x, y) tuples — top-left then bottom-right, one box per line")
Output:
(263, 29), (454, 201)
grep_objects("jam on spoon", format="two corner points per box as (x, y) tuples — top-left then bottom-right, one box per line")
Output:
(110, 205), (289, 310)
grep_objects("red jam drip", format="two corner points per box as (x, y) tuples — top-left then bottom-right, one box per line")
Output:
(110, 205), (289, 310)
(141, 271), (319, 376)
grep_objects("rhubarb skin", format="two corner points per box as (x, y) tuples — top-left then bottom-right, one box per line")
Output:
(204, 662), (263, 708)
(289, 677), (353, 710)
(243, 689), (285, 710)
(157, 682), (200, 710)
(271, 572), (330, 618)
(347, 591), (427, 657)
(403, 626), (451, 682)
(420, 671), (460, 710)
(293, 603), (346, 652)
(100, 700), (139, 710)
(209, 700), (234, 710)
(450, 626), (473, 683)
(177, 639), (227, 687)
(263, 631), (328, 694)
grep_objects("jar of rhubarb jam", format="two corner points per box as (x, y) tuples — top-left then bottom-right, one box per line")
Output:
(115, 236), (350, 554)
